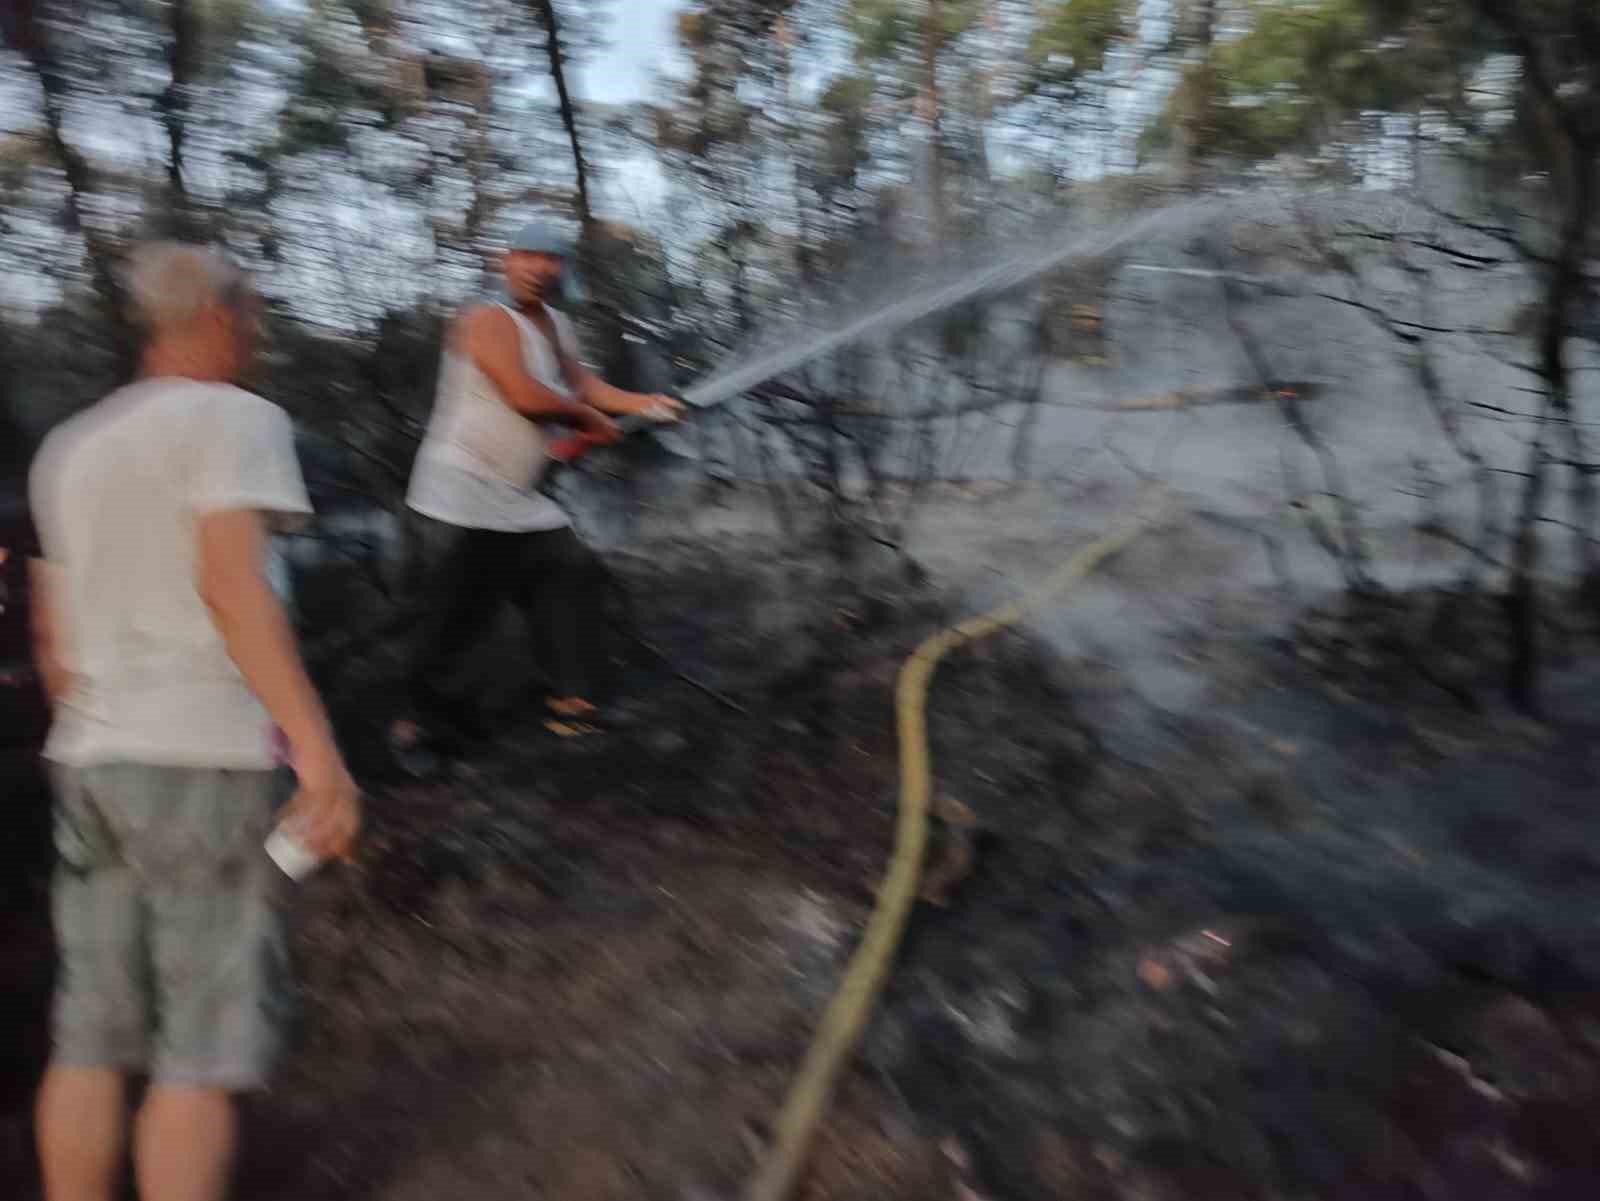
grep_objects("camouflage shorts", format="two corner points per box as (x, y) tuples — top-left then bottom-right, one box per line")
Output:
(48, 763), (292, 1090)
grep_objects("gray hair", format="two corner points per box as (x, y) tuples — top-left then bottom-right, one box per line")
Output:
(123, 241), (252, 335)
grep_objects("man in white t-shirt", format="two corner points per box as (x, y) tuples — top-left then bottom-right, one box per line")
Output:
(28, 243), (360, 1201)
(391, 222), (680, 759)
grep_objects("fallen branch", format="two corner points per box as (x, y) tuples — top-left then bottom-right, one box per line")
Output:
(627, 634), (748, 715)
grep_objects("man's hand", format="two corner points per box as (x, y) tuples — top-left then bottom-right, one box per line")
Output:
(621, 393), (685, 423)
(283, 745), (361, 863)
(196, 508), (359, 862)
(576, 405), (623, 446)
(574, 363), (688, 423)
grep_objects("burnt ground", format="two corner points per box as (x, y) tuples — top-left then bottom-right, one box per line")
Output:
(4, 515), (1600, 1201)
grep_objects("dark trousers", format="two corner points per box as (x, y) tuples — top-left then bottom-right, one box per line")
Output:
(405, 517), (608, 731)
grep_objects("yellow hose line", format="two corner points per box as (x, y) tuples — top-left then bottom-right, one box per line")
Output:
(744, 498), (1167, 1201)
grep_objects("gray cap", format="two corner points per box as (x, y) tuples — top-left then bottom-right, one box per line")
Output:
(509, 220), (575, 258)
(504, 220), (585, 306)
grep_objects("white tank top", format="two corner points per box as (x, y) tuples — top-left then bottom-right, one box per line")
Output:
(406, 304), (579, 531)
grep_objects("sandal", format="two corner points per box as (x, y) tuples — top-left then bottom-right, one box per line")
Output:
(543, 718), (603, 738)
(545, 696), (600, 719)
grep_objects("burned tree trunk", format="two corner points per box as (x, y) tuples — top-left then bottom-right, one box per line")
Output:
(1169, 0), (1219, 186)
(17, 2), (136, 381)
(1295, 206), (1502, 586)
(530, 0), (593, 239)
(1505, 421), (1549, 714)
(1212, 260), (1372, 593)
(1529, 92), (1598, 593)
(1474, 0), (1600, 709)
(157, 0), (198, 234)
(920, 2), (949, 240)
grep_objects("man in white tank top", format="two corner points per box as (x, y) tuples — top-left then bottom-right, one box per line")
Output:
(392, 222), (681, 762)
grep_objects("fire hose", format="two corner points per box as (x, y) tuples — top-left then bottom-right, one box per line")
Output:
(552, 393), (1167, 1199)
(740, 493), (1166, 1201)
(547, 411), (666, 465)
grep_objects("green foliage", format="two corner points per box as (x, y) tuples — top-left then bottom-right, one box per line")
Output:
(675, 10), (711, 49)
(175, 0), (256, 61)
(846, 0), (983, 64)
(846, 0), (913, 60)
(342, 0), (392, 27)
(936, 0), (983, 42)
(0, 134), (49, 195)
(276, 40), (377, 153)
(675, 1), (798, 53)
(820, 73), (873, 117)
(666, 1), (800, 161)
(1145, 0), (1476, 164)
(810, 74), (873, 199)
(1015, 0), (1132, 111)
(1221, 0), (1401, 106)
(1029, 0), (1127, 77)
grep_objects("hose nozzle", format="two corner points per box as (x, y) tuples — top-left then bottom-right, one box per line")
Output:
(550, 391), (690, 464)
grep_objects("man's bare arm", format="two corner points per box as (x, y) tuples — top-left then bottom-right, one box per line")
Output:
(197, 510), (332, 754)
(573, 366), (681, 420)
(461, 306), (612, 430)
(28, 558), (74, 704)
(197, 509), (358, 858)
(552, 334), (681, 421)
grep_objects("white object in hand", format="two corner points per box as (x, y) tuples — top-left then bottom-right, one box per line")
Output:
(265, 823), (322, 881)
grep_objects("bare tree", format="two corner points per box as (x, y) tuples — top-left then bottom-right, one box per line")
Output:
(1469, 0), (1599, 710)
(156, 0), (197, 230)
(12, 0), (135, 378)
(1294, 203), (1504, 589)
(1204, 235), (1373, 593)
(528, 0), (593, 236)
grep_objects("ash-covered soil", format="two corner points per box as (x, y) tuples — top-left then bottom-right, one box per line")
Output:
(4, 512), (1600, 1201)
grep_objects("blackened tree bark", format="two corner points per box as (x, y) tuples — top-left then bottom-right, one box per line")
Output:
(1170, 0), (1218, 186)
(1212, 256), (1373, 593)
(15, 0), (136, 381)
(529, 0), (593, 239)
(920, 2), (948, 240)
(1474, 0), (1599, 711)
(157, 0), (198, 232)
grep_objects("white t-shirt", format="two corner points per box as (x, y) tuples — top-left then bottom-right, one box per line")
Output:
(29, 378), (313, 769)
(405, 303), (578, 532)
